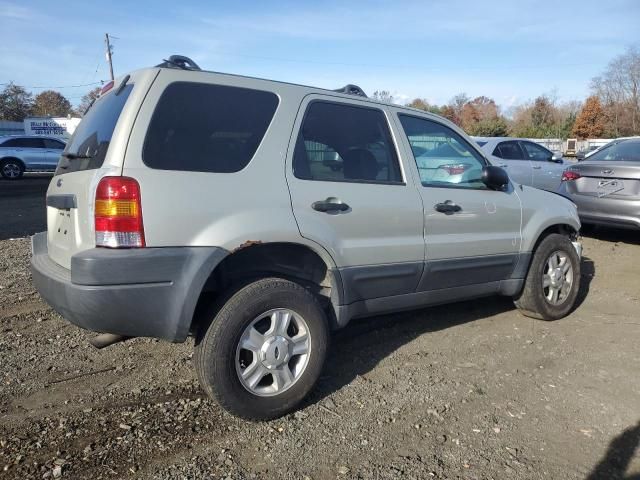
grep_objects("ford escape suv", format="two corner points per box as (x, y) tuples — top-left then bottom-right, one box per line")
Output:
(31, 56), (583, 420)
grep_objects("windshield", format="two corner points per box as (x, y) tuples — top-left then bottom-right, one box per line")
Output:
(589, 140), (640, 162)
(55, 84), (134, 175)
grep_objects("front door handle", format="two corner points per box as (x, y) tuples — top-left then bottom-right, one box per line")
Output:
(312, 197), (350, 213)
(434, 200), (462, 214)
(532, 165), (542, 169)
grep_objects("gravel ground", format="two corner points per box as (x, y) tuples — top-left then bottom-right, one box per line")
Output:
(0, 230), (639, 479)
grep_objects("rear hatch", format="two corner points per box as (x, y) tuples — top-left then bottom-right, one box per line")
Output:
(46, 70), (155, 269)
(569, 162), (640, 199)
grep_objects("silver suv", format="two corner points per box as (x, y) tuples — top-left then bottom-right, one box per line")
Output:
(0, 135), (66, 179)
(31, 56), (583, 420)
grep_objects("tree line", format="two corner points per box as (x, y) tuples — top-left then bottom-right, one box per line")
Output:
(0, 84), (100, 121)
(2, 46), (637, 140)
(374, 46), (639, 140)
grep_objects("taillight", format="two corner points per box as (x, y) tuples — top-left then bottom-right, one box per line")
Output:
(561, 170), (581, 182)
(439, 163), (470, 175)
(95, 176), (145, 248)
(100, 81), (114, 96)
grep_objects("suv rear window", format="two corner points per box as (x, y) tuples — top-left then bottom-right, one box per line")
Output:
(143, 82), (279, 173)
(55, 84), (134, 175)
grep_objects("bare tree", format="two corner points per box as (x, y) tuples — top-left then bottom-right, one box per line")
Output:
(76, 87), (101, 116)
(591, 45), (640, 136)
(372, 90), (394, 104)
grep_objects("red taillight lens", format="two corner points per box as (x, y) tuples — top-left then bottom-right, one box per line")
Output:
(561, 170), (581, 182)
(95, 176), (145, 248)
(439, 163), (470, 175)
(100, 80), (114, 96)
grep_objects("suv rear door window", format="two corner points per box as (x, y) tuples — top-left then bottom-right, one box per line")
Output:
(44, 138), (66, 149)
(143, 82), (279, 173)
(293, 101), (402, 184)
(521, 141), (551, 161)
(56, 84), (134, 175)
(494, 141), (524, 160)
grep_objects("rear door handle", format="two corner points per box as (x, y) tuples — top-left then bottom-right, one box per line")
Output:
(498, 163), (508, 168)
(434, 200), (462, 214)
(312, 197), (350, 213)
(532, 165), (542, 169)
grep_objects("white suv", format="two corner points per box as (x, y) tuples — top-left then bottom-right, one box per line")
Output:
(31, 56), (583, 420)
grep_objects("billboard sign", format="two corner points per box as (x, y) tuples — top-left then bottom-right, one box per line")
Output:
(24, 117), (81, 138)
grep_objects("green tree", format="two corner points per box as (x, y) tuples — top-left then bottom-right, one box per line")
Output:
(0, 82), (33, 121)
(469, 117), (509, 136)
(530, 95), (555, 136)
(32, 90), (72, 117)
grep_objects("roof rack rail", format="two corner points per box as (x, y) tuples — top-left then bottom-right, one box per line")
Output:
(156, 55), (201, 71)
(333, 84), (367, 98)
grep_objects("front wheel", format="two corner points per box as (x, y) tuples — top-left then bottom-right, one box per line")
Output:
(514, 233), (581, 320)
(194, 277), (329, 420)
(0, 159), (24, 179)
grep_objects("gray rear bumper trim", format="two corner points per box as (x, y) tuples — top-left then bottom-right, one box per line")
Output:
(30, 232), (228, 342)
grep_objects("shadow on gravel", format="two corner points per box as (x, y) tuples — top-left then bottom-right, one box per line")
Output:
(308, 295), (516, 406)
(308, 255), (595, 408)
(586, 421), (640, 480)
(574, 256), (595, 311)
(582, 226), (640, 246)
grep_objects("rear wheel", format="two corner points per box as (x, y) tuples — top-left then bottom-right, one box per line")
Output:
(0, 159), (24, 179)
(514, 233), (581, 320)
(194, 277), (329, 420)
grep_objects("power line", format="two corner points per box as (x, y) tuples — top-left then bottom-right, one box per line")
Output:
(0, 81), (103, 89)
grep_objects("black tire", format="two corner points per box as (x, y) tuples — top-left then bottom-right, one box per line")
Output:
(514, 233), (581, 320)
(0, 158), (25, 180)
(194, 277), (329, 420)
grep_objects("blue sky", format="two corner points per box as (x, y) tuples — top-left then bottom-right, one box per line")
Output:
(1, 0), (638, 109)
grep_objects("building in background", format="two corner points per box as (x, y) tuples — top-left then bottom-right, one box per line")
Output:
(0, 120), (25, 136)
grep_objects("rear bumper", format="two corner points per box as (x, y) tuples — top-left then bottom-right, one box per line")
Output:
(559, 188), (640, 229)
(30, 232), (227, 342)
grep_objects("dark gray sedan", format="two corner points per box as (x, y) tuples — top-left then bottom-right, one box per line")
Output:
(559, 138), (640, 229)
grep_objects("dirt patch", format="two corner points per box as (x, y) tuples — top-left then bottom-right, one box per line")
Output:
(0, 231), (639, 479)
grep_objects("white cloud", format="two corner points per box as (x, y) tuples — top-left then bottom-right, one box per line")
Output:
(0, 1), (33, 20)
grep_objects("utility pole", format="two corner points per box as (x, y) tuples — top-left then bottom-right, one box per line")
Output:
(105, 33), (114, 81)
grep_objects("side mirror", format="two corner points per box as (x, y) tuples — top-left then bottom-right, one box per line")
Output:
(481, 165), (509, 190)
(550, 152), (563, 163)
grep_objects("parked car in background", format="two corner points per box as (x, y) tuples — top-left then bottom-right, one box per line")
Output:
(575, 145), (599, 161)
(577, 136), (640, 162)
(559, 138), (640, 229)
(474, 137), (565, 191)
(0, 135), (66, 179)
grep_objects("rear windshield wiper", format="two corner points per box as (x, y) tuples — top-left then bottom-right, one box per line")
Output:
(61, 152), (92, 160)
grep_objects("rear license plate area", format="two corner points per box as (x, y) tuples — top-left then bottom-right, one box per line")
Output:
(597, 179), (623, 197)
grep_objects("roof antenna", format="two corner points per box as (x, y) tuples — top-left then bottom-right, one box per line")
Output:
(156, 55), (201, 71)
(333, 84), (367, 97)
